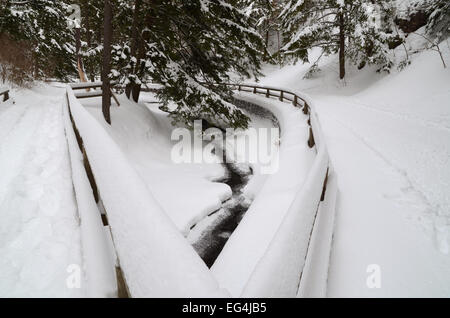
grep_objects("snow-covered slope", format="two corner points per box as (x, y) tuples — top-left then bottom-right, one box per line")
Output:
(259, 35), (450, 296)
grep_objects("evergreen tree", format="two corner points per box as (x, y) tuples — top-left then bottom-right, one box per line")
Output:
(102, 0), (113, 124)
(0, 0), (76, 83)
(109, 0), (264, 129)
(240, 0), (284, 59)
(76, 0), (104, 82)
(1, 1), (264, 128)
(280, 0), (395, 79)
(426, 0), (450, 41)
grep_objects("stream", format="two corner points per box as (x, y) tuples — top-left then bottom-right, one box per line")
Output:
(188, 160), (252, 268)
(187, 100), (279, 268)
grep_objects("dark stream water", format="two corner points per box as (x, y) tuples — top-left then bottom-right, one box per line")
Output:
(190, 160), (251, 268)
(188, 100), (279, 268)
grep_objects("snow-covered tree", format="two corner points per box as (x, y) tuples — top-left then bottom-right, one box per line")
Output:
(74, 0), (104, 82)
(240, 0), (285, 59)
(109, 0), (264, 129)
(426, 0), (450, 41)
(280, 0), (395, 79)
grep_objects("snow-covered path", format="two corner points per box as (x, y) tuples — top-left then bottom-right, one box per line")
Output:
(0, 87), (84, 297)
(316, 95), (450, 297)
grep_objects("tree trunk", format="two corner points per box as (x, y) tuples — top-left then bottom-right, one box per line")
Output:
(131, 83), (141, 102)
(338, 11), (345, 80)
(102, 0), (112, 124)
(84, 1), (95, 82)
(263, 24), (269, 60)
(75, 27), (89, 86)
(126, 0), (142, 100)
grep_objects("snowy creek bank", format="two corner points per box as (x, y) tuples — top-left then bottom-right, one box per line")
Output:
(81, 93), (277, 257)
(211, 93), (315, 297)
(187, 158), (252, 268)
(187, 102), (279, 267)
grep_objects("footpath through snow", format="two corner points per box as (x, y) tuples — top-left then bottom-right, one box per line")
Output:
(258, 35), (450, 296)
(0, 86), (84, 297)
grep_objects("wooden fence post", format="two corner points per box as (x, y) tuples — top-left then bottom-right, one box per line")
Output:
(266, 88), (270, 98)
(279, 91), (283, 102)
(293, 95), (298, 107)
(308, 127), (315, 148)
(320, 168), (329, 202)
(303, 103), (309, 115)
(253, 86), (257, 94)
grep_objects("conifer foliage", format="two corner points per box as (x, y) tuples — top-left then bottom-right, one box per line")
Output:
(0, 0), (75, 83)
(280, 0), (396, 79)
(107, 0), (264, 128)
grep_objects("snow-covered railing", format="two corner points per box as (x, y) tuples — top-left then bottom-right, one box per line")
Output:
(69, 82), (120, 105)
(63, 94), (117, 297)
(226, 83), (337, 297)
(65, 86), (228, 298)
(0, 86), (9, 102)
(70, 81), (105, 90)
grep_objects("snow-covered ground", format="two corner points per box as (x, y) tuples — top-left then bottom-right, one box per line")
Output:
(1, 28), (448, 297)
(79, 96), (232, 235)
(79, 94), (283, 237)
(257, 33), (450, 297)
(0, 85), (85, 297)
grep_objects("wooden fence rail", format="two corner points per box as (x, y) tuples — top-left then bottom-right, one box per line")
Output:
(226, 83), (316, 149)
(0, 87), (10, 102)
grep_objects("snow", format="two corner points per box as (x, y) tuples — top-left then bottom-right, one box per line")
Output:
(0, 86), (9, 95)
(241, 135), (328, 297)
(1, 21), (448, 298)
(0, 86), (85, 297)
(78, 95), (231, 235)
(73, 91), (103, 99)
(62, 96), (117, 297)
(257, 34), (450, 297)
(66, 88), (227, 297)
(297, 171), (338, 298)
(221, 90), (336, 298)
(211, 93), (316, 297)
